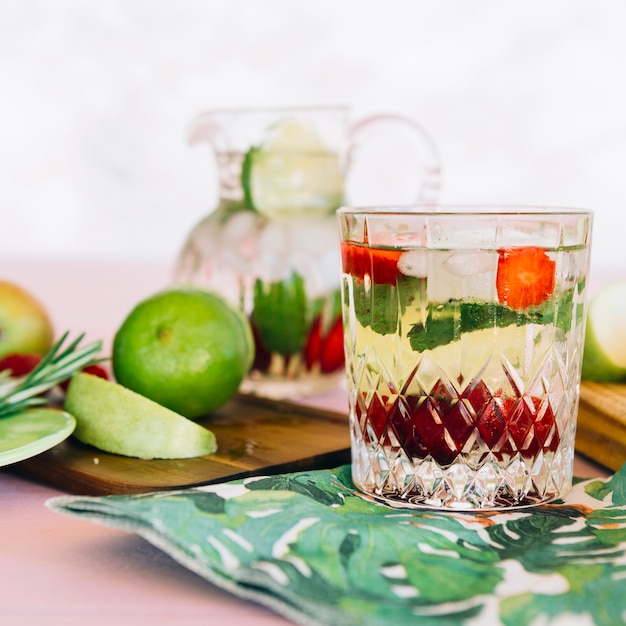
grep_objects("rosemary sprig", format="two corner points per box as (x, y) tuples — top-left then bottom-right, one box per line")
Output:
(0, 332), (104, 419)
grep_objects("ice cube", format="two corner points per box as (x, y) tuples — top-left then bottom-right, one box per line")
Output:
(442, 251), (497, 277)
(398, 250), (428, 277)
(258, 220), (290, 281)
(222, 211), (259, 243)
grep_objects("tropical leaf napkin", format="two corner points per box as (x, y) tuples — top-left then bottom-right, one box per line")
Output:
(48, 464), (626, 626)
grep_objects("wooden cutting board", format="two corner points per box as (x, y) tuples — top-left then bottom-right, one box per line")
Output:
(12, 394), (351, 496)
(576, 381), (626, 471)
(11, 381), (624, 495)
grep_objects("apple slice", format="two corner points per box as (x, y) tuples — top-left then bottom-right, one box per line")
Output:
(582, 280), (626, 382)
(64, 373), (217, 459)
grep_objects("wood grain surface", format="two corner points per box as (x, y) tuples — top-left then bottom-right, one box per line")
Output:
(577, 381), (626, 471)
(11, 394), (351, 496)
(10, 381), (624, 496)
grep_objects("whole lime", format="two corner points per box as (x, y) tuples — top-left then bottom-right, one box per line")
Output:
(112, 286), (254, 418)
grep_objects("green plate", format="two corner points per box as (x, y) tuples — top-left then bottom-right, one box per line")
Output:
(0, 408), (75, 467)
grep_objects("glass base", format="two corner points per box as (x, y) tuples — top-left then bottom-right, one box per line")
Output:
(351, 439), (574, 511)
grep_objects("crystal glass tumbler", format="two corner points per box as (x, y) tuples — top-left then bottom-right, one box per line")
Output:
(337, 206), (593, 510)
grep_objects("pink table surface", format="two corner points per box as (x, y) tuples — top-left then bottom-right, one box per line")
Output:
(0, 258), (611, 625)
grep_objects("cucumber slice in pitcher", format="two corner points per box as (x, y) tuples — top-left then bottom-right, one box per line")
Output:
(241, 120), (343, 218)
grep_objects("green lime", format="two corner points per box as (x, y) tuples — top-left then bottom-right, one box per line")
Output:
(241, 119), (343, 218)
(582, 280), (626, 382)
(112, 286), (254, 418)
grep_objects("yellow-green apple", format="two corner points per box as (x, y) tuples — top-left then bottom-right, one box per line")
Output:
(582, 279), (626, 382)
(0, 280), (54, 358)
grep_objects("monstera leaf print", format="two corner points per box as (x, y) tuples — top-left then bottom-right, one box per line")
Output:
(49, 464), (626, 626)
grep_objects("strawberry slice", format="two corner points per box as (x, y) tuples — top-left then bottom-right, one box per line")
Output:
(304, 315), (323, 371)
(341, 242), (403, 285)
(304, 315), (345, 373)
(250, 320), (272, 372)
(319, 316), (344, 373)
(496, 246), (555, 310)
(0, 353), (43, 377)
(59, 363), (109, 392)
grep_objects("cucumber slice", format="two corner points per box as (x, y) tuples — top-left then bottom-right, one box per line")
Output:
(64, 373), (217, 459)
(582, 280), (626, 382)
(241, 120), (343, 218)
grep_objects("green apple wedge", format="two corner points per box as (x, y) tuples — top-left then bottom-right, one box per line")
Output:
(64, 373), (217, 459)
(582, 280), (626, 382)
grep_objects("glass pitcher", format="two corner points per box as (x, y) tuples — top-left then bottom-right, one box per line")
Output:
(173, 105), (441, 399)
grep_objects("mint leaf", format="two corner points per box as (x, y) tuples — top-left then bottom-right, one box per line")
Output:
(349, 274), (584, 353)
(407, 301), (539, 352)
(539, 279), (586, 333)
(251, 272), (308, 355)
(348, 276), (423, 335)
(407, 284), (584, 353)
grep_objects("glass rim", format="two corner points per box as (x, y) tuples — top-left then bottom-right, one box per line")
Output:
(337, 204), (593, 217)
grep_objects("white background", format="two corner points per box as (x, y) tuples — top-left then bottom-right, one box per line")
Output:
(2, 0), (625, 274)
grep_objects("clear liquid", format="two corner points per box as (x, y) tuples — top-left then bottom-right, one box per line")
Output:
(342, 243), (589, 509)
(174, 152), (346, 398)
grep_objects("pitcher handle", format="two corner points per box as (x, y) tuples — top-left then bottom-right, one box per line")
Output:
(345, 113), (442, 206)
